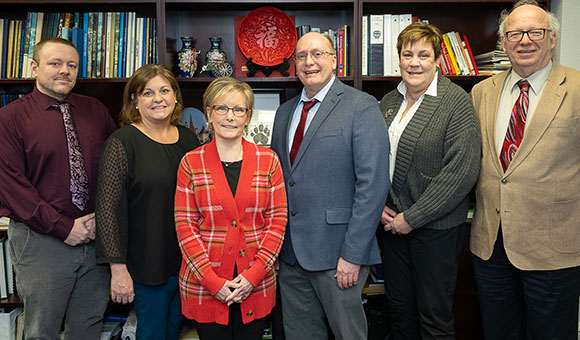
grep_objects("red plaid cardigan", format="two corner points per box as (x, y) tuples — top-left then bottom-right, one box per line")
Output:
(175, 138), (287, 325)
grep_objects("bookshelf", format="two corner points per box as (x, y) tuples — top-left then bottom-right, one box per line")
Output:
(0, 1), (552, 334)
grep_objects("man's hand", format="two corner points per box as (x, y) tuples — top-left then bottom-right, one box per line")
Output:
(226, 275), (254, 306)
(381, 206), (396, 225)
(384, 212), (413, 235)
(64, 213), (96, 246)
(110, 263), (134, 304)
(334, 257), (361, 290)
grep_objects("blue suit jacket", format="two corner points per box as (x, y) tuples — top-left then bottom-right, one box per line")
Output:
(270, 78), (390, 271)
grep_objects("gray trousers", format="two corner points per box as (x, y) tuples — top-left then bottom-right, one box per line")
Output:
(8, 221), (110, 340)
(279, 261), (370, 340)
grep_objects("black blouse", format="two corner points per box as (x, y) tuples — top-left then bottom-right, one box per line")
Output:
(95, 124), (200, 285)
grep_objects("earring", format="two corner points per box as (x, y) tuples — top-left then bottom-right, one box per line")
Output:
(175, 100), (178, 104)
(136, 106), (139, 110)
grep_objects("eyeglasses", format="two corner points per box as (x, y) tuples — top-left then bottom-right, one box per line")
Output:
(505, 28), (551, 42)
(293, 50), (334, 63)
(212, 105), (248, 117)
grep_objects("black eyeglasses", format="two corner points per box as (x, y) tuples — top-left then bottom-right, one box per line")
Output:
(293, 50), (334, 62)
(505, 28), (551, 42)
(212, 105), (248, 117)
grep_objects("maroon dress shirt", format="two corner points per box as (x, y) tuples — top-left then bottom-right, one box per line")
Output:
(0, 87), (117, 240)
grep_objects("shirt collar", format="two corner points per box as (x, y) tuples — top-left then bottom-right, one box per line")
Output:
(396, 72), (438, 99)
(32, 86), (77, 111)
(300, 75), (335, 103)
(508, 59), (552, 95)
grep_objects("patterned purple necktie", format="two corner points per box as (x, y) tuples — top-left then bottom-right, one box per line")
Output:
(500, 79), (530, 172)
(54, 102), (89, 210)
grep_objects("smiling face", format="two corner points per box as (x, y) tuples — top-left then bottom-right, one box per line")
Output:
(31, 42), (79, 101)
(135, 75), (176, 126)
(206, 90), (250, 143)
(399, 38), (440, 97)
(502, 4), (555, 78)
(294, 32), (337, 99)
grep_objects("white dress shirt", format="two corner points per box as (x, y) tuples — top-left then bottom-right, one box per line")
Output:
(495, 61), (552, 155)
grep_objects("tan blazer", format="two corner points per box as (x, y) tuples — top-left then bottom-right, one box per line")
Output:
(470, 61), (580, 270)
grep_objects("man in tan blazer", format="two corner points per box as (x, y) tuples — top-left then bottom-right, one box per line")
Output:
(470, 1), (580, 339)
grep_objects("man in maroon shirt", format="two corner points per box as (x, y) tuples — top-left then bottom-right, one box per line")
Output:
(0, 37), (117, 339)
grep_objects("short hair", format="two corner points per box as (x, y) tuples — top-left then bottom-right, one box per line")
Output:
(397, 22), (443, 60)
(32, 37), (79, 63)
(119, 64), (183, 126)
(202, 77), (254, 126)
(498, 0), (560, 47)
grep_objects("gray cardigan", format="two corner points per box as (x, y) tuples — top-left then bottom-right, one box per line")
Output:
(379, 72), (481, 230)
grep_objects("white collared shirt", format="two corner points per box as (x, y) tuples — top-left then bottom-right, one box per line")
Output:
(287, 76), (336, 151)
(495, 61), (552, 155)
(388, 73), (438, 182)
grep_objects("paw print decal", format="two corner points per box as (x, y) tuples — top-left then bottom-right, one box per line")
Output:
(250, 124), (271, 145)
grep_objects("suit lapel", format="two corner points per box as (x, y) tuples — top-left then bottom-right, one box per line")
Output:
(505, 63), (566, 174)
(280, 96), (300, 172)
(290, 79), (343, 170)
(486, 71), (509, 175)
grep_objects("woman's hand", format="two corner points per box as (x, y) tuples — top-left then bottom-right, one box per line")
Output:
(384, 212), (413, 235)
(381, 206), (396, 225)
(110, 263), (134, 304)
(225, 275), (254, 305)
(215, 280), (237, 304)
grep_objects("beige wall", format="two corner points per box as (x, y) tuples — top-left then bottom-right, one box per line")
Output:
(551, 0), (580, 71)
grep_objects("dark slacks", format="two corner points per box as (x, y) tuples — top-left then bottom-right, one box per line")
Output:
(133, 276), (183, 340)
(473, 230), (580, 340)
(196, 302), (266, 340)
(380, 224), (465, 340)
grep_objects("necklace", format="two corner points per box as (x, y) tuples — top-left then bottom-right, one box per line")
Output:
(222, 161), (237, 167)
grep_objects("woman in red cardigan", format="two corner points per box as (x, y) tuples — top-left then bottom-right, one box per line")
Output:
(175, 77), (287, 339)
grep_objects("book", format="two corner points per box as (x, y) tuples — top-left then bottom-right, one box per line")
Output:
(390, 14), (399, 76)
(369, 14), (383, 76)
(17, 19), (25, 78)
(0, 237), (8, 298)
(454, 31), (473, 75)
(0, 19), (4, 79)
(336, 27), (345, 77)
(35, 12), (44, 46)
(96, 12), (103, 78)
(361, 15), (368, 76)
(462, 35), (478, 75)
(442, 34), (461, 75)
(382, 14), (392, 76)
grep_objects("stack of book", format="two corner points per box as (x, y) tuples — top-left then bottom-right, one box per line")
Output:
(474, 50), (511, 75)
(0, 12), (158, 80)
(363, 13), (415, 76)
(0, 236), (15, 300)
(439, 31), (479, 76)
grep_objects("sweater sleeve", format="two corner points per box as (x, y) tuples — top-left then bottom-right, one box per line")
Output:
(404, 89), (481, 229)
(174, 153), (226, 296)
(95, 137), (130, 264)
(241, 153), (287, 287)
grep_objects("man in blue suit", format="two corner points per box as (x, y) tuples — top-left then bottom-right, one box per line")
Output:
(270, 32), (390, 340)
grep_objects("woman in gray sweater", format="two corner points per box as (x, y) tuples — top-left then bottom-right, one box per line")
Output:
(378, 22), (481, 339)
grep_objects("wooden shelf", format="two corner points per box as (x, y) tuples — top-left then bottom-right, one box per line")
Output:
(0, 294), (22, 308)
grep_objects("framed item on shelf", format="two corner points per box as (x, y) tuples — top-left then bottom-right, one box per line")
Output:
(244, 90), (282, 147)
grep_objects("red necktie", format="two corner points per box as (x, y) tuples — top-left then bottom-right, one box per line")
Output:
(290, 100), (318, 165)
(500, 80), (530, 172)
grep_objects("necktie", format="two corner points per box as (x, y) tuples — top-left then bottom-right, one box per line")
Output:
(290, 100), (318, 165)
(54, 102), (89, 210)
(500, 80), (530, 172)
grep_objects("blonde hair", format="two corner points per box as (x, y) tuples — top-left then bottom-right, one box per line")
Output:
(202, 77), (254, 126)
(119, 64), (183, 126)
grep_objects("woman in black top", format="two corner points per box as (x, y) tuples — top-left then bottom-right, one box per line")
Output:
(95, 64), (200, 340)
